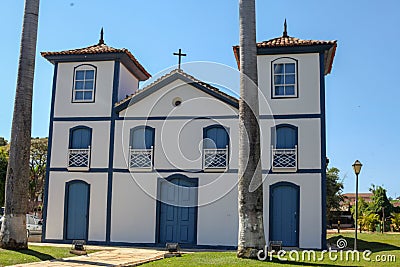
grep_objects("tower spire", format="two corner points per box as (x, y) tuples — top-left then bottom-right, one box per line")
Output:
(99, 27), (105, 45)
(283, 19), (288, 37)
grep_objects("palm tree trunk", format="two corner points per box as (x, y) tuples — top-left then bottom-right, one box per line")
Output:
(237, 0), (265, 258)
(0, 0), (40, 250)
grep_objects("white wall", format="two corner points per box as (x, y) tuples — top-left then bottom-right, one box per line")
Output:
(54, 61), (114, 118)
(119, 79), (238, 118)
(45, 172), (108, 241)
(50, 121), (110, 168)
(111, 173), (157, 243)
(197, 173), (238, 246)
(258, 53), (321, 115)
(110, 172), (239, 246)
(115, 79), (239, 171)
(118, 63), (139, 102)
(263, 174), (322, 249)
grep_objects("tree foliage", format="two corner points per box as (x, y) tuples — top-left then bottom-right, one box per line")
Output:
(391, 213), (400, 231)
(350, 197), (369, 221)
(326, 167), (344, 221)
(369, 184), (393, 215)
(29, 138), (47, 212)
(0, 138), (7, 147)
(0, 137), (47, 210)
(358, 212), (380, 232)
(0, 149), (7, 207)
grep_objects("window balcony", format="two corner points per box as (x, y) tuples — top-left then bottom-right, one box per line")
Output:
(129, 146), (153, 171)
(203, 146), (228, 172)
(271, 145), (297, 172)
(68, 147), (91, 171)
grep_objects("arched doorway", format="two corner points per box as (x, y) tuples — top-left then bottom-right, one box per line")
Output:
(64, 180), (90, 240)
(269, 182), (299, 247)
(157, 175), (198, 245)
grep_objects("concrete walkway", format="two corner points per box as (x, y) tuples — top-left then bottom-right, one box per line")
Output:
(11, 244), (166, 267)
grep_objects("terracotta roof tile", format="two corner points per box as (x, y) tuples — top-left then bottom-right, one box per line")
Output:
(256, 36), (336, 48)
(41, 43), (151, 79)
(233, 35), (336, 50)
(233, 35), (337, 75)
(115, 69), (238, 108)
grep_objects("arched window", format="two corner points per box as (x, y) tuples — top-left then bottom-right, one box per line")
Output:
(203, 125), (229, 170)
(73, 64), (96, 102)
(203, 125), (229, 149)
(272, 124), (298, 171)
(272, 57), (297, 98)
(69, 126), (92, 149)
(68, 126), (92, 170)
(129, 126), (155, 170)
(275, 124), (297, 149)
(130, 126), (155, 149)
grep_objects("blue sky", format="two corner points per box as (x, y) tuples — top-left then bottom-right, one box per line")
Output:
(1, 1), (399, 197)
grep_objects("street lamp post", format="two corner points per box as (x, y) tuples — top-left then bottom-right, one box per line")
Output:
(352, 160), (362, 251)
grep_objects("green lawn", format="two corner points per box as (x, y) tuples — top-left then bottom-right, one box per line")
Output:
(0, 245), (96, 266)
(145, 233), (400, 267)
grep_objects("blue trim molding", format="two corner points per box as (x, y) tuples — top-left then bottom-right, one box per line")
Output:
(41, 63), (58, 242)
(105, 61), (120, 242)
(53, 117), (111, 122)
(51, 114), (322, 122)
(48, 168), (322, 174)
(319, 52), (327, 249)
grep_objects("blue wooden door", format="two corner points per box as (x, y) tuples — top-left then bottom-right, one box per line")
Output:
(204, 126), (228, 149)
(65, 181), (90, 240)
(276, 126), (296, 149)
(70, 128), (91, 149)
(159, 177), (197, 244)
(270, 183), (299, 247)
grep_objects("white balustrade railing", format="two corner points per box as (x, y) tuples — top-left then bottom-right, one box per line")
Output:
(203, 146), (228, 170)
(68, 147), (91, 170)
(272, 145), (297, 171)
(129, 146), (153, 171)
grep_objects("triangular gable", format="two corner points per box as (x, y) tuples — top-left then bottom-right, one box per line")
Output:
(115, 70), (239, 113)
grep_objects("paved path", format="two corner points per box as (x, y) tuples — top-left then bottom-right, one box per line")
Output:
(11, 246), (165, 267)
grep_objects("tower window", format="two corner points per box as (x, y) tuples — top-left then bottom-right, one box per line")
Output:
(73, 65), (96, 102)
(272, 58), (297, 98)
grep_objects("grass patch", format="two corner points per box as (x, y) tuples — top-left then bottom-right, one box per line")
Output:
(0, 245), (97, 266)
(145, 233), (400, 267)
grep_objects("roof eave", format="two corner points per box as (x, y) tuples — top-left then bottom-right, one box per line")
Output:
(233, 43), (337, 75)
(41, 52), (151, 81)
(324, 43), (337, 75)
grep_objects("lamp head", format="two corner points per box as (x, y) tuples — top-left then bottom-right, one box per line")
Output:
(352, 160), (362, 175)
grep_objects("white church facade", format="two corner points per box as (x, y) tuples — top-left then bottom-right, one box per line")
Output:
(41, 27), (336, 249)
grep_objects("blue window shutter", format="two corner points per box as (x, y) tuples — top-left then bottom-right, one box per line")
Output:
(276, 126), (296, 149)
(70, 128), (91, 149)
(130, 127), (154, 149)
(204, 126), (228, 149)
